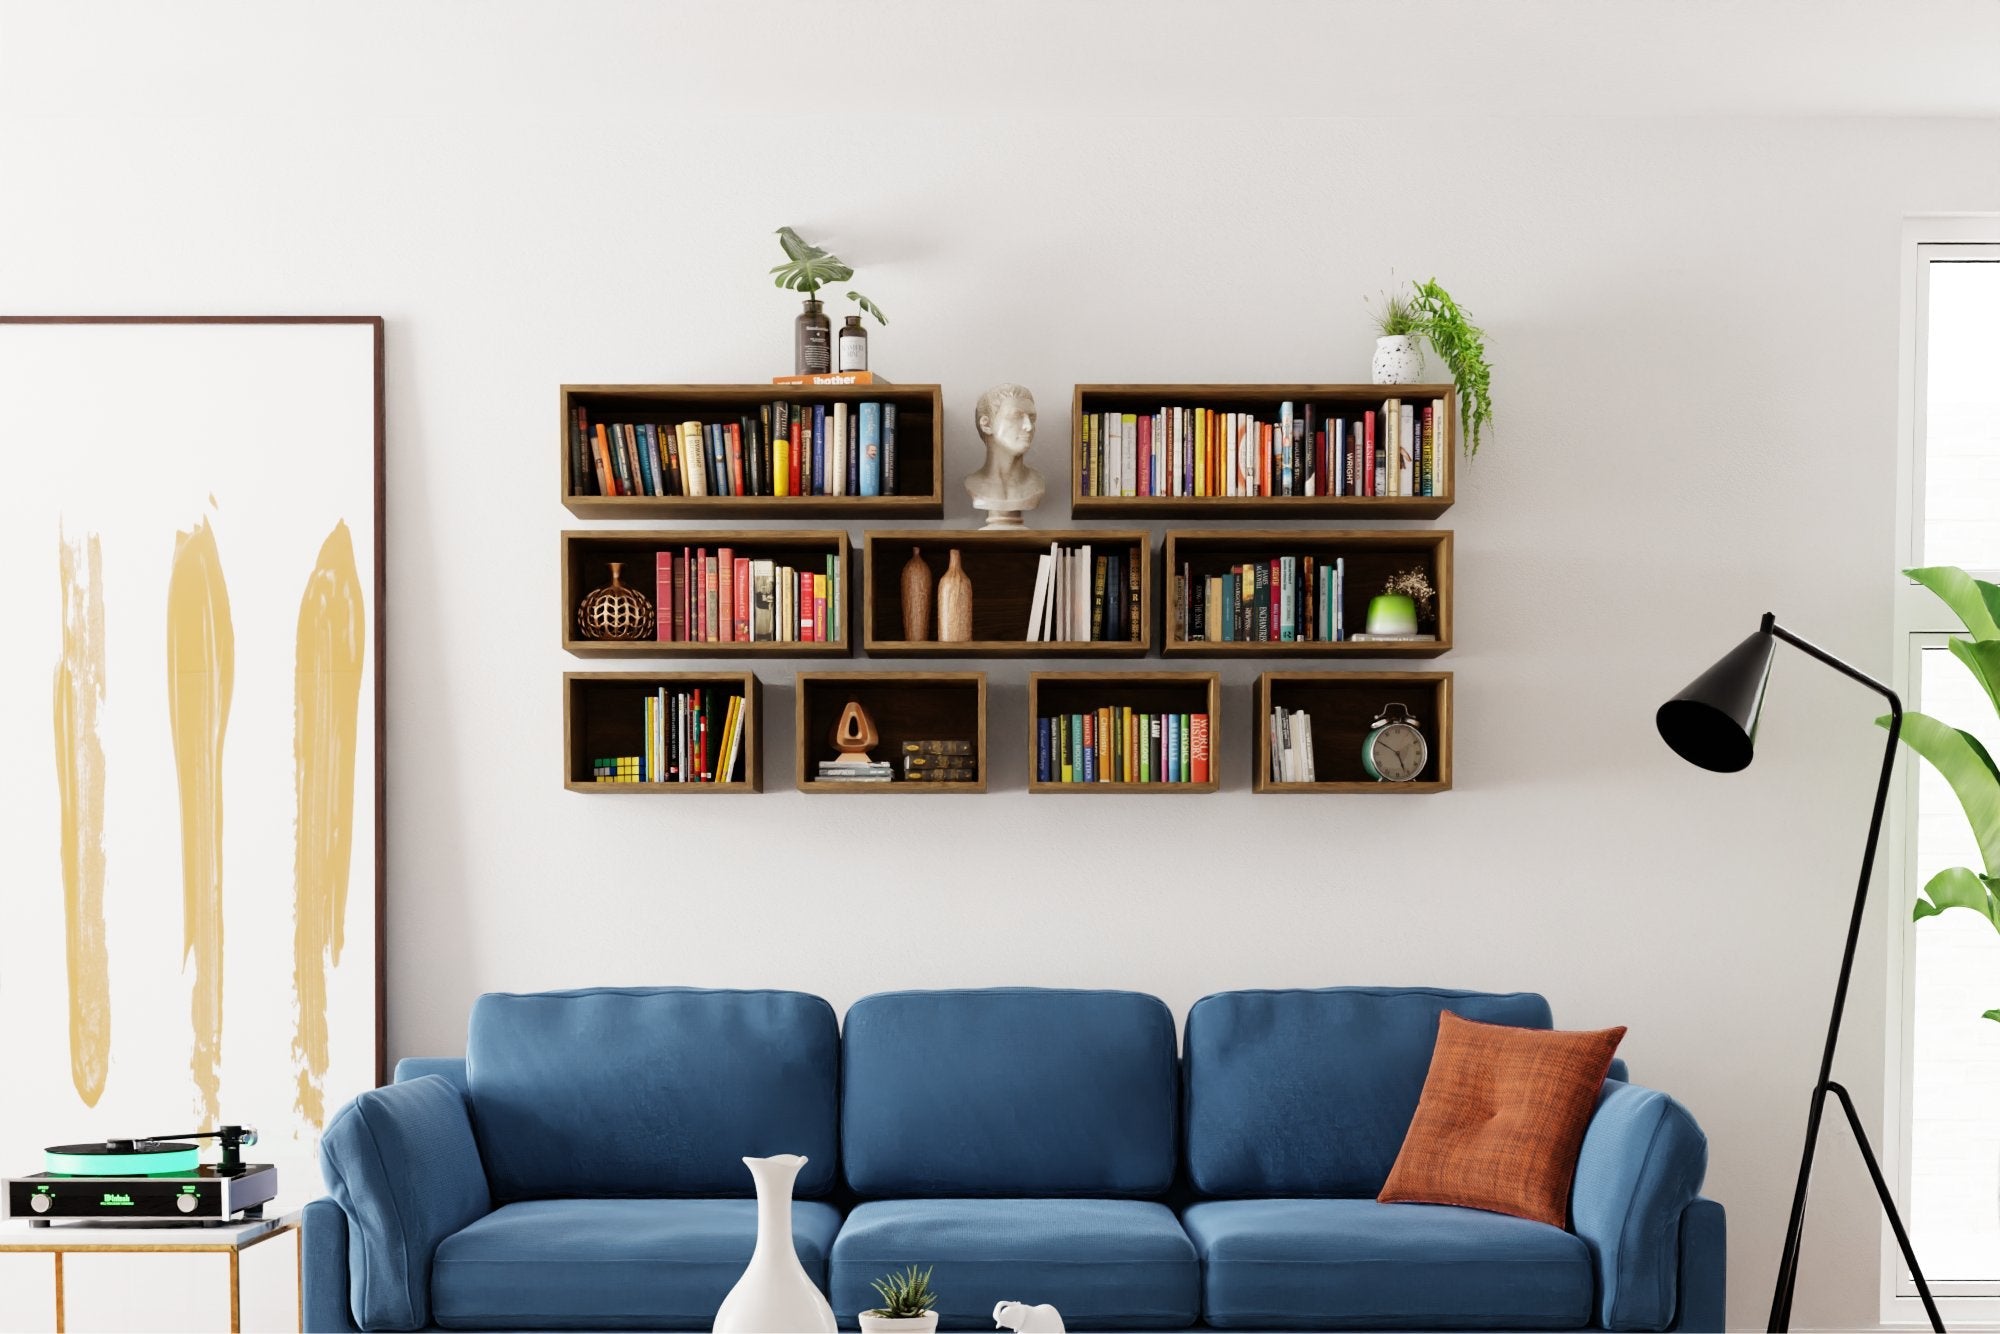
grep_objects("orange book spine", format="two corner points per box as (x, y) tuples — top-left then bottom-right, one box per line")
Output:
(1190, 713), (1211, 783)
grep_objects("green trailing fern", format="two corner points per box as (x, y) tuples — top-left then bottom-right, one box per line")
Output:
(1369, 278), (1493, 457)
(1883, 566), (2000, 1021)
(770, 226), (888, 325)
(867, 1265), (939, 1320)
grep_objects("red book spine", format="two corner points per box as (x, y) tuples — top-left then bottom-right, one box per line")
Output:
(1363, 411), (1376, 497)
(668, 548), (684, 640)
(1136, 414), (1153, 498)
(799, 571), (815, 641)
(677, 548), (691, 642)
(715, 549), (734, 642)
(1190, 713), (1210, 784)
(733, 558), (751, 641)
(1316, 428), (1328, 498)
(700, 549), (715, 642)
(790, 420), (804, 496)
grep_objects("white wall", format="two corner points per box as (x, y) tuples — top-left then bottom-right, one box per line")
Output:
(5, 4), (1999, 1329)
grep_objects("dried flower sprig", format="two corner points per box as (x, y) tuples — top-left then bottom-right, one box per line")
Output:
(1382, 567), (1436, 618)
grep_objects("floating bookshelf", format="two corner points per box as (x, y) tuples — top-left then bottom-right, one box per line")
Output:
(563, 671), (762, 793)
(796, 672), (987, 793)
(562, 529), (852, 658)
(1254, 671), (1451, 794)
(1161, 529), (1452, 658)
(561, 384), (944, 518)
(1028, 672), (1221, 794)
(1070, 384), (1455, 519)
(860, 530), (1152, 658)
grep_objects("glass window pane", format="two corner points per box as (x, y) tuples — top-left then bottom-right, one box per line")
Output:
(1910, 641), (2000, 1279)
(1923, 259), (2000, 570)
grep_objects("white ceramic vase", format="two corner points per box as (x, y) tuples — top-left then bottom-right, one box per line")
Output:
(859, 1315), (940, 1334)
(713, 1155), (837, 1334)
(1371, 334), (1424, 384)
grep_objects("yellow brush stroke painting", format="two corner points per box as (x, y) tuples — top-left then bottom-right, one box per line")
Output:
(53, 526), (110, 1106)
(292, 521), (364, 1128)
(166, 517), (233, 1128)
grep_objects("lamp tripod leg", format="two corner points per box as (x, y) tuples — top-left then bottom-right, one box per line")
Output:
(1824, 1081), (1945, 1333)
(1768, 1086), (1827, 1332)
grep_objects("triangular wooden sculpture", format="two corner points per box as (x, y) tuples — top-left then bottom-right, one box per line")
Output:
(827, 700), (879, 766)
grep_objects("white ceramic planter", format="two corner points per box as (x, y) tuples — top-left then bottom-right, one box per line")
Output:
(1371, 334), (1424, 384)
(712, 1155), (838, 1334)
(859, 1313), (941, 1333)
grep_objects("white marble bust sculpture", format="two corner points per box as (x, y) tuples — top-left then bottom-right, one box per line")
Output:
(965, 382), (1045, 529)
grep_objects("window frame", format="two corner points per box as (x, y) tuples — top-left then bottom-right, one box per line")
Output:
(1882, 218), (2000, 1324)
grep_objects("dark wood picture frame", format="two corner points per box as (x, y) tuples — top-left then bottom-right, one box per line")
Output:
(0, 315), (387, 1086)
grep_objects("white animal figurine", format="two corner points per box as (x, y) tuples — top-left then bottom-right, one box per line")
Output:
(992, 1300), (1066, 1333)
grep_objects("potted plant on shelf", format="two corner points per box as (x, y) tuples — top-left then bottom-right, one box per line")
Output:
(1368, 277), (1493, 457)
(859, 1264), (940, 1334)
(770, 226), (889, 375)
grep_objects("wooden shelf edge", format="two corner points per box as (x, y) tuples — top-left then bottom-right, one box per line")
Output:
(1073, 497), (1451, 519)
(1252, 780), (1451, 795)
(866, 641), (1148, 657)
(565, 781), (762, 794)
(564, 497), (942, 519)
(1163, 642), (1451, 658)
(799, 780), (986, 795)
(1028, 782), (1218, 795)
(566, 640), (852, 658)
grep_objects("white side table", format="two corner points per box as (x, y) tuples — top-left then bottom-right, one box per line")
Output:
(0, 1202), (302, 1333)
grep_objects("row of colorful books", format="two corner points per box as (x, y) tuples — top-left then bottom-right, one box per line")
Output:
(571, 401), (899, 498)
(1025, 543), (1141, 642)
(591, 686), (746, 784)
(1035, 709), (1211, 784)
(652, 549), (842, 643)
(1176, 557), (1347, 643)
(816, 738), (975, 784)
(1080, 398), (1447, 499)
(1268, 706), (1318, 783)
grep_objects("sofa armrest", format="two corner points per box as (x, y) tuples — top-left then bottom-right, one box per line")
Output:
(1670, 1197), (1726, 1332)
(320, 1074), (492, 1331)
(303, 1197), (359, 1333)
(1569, 1080), (1710, 1332)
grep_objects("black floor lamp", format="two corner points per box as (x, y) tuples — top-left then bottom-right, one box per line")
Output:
(1657, 612), (1945, 1334)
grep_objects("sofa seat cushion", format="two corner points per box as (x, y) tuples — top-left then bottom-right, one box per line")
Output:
(829, 1199), (1198, 1331)
(1181, 1198), (1592, 1331)
(430, 1197), (842, 1331)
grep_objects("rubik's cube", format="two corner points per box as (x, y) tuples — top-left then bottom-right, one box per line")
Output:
(593, 756), (642, 783)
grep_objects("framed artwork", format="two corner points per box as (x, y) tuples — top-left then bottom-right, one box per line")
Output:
(0, 316), (383, 1166)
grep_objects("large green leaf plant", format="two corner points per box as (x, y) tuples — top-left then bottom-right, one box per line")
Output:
(1887, 567), (2000, 1019)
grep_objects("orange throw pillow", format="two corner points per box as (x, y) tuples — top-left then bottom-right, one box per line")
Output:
(1377, 1011), (1626, 1228)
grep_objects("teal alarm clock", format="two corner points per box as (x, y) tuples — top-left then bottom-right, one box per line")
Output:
(1361, 703), (1428, 782)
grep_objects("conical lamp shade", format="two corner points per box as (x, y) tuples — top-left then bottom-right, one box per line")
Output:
(1656, 626), (1775, 773)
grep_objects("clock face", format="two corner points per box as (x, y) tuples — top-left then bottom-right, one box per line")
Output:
(1370, 722), (1427, 781)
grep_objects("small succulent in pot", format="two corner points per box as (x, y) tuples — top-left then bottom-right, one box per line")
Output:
(859, 1264), (940, 1333)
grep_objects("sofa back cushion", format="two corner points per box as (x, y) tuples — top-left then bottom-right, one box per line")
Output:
(1184, 987), (1552, 1197)
(842, 988), (1178, 1197)
(466, 987), (839, 1202)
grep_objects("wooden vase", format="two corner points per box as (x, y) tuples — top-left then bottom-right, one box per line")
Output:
(900, 547), (933, 642)
(576, 560), (655, 640)
(937, 548), (973, 642)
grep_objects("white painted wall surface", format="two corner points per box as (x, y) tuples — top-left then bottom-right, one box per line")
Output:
(3, 3), (1998, 1329)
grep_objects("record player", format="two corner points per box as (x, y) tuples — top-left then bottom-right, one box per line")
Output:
(5, 1125), (276, 1226)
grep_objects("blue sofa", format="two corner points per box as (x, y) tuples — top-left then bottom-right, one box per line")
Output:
(305, 986), (1723, 1332)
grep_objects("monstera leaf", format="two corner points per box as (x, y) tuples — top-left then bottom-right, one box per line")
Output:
(1909, 566), (2000, 641)
(1883, 710), (2000, 878)
(770, 226), (853, 295)
(847, 291), (888, 325)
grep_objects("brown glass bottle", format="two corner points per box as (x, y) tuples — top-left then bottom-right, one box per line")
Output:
(795, 299), (831, 375)
(838, 315), (869, 373)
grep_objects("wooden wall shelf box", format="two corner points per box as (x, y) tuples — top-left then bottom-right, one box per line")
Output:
(1070, 384), (1455, 520)
(795, 672), (988, 793)
(860, 529), (1153, 658)
(564, 671), (763, 793)
(1027, 671), (1222, 794)
(1162, 529), (1453, 659)
(1254, 671), (1452, 794)
(561, 384), (944, 518)
(562, 529), (853, 658)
